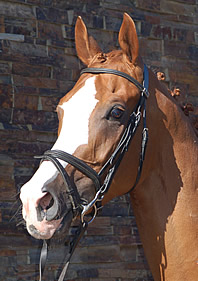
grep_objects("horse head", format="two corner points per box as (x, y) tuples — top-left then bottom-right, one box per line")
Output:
(20, 13), (148, 240)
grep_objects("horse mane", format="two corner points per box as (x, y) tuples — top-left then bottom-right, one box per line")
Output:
(156, 70), (198, 137)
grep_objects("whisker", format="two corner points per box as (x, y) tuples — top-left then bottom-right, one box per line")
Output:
(10, 208), (21, 222)
(16, 220), (26, 227)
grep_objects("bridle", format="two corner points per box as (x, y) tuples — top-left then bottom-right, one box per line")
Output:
(37, 64), (149, 281)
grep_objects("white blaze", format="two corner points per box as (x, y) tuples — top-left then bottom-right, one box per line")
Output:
(53, 76), (97, 153)
(20, 77), (98, 216)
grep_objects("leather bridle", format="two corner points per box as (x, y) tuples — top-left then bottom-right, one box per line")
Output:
(37, 64), (149, 281)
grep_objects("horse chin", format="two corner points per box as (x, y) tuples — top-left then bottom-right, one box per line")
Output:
(53, 210), (73, 239)
(26, 210), (73, 240)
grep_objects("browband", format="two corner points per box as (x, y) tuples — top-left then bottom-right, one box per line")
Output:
(80, 67), (149, 99)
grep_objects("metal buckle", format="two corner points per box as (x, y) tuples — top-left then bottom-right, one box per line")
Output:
(142, 87), (149, 98)
(81, 190), (104, 224)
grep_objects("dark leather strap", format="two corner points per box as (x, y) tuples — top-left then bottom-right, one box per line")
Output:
(80, 67), (149, 98)
(39, 222), (88, 281)
(39, 240), (48, 281)
(128, 64), (149, 192)
(35, 152), (81, 215)
(43, 150), (101, 192)
(57, 221), (88, 281)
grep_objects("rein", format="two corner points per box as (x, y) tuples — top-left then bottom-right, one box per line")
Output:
(38, 64), (149, 281)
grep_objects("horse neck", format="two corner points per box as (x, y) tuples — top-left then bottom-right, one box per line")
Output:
(130, 79), (198, 281)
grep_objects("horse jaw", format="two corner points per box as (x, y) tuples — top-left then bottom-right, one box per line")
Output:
(20, 77), (98, 239)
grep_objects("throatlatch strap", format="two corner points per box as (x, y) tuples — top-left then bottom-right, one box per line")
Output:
(128, 64), (149, 192)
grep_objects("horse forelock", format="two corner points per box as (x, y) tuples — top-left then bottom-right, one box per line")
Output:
(87, 49), (144, 84)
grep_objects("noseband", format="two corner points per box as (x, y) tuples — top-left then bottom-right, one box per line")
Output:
(37, 65), (149, 281)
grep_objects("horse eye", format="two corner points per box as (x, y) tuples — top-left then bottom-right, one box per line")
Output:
(110, 107), (124, 119)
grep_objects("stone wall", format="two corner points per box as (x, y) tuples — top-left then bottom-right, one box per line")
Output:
(0, 0), (197, 280)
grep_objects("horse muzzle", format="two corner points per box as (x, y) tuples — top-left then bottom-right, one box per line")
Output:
(20, 175), (74, 240)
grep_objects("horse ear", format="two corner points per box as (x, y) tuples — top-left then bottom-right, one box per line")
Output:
(118, 13), (139, 65)
(75, 16), (101, 65)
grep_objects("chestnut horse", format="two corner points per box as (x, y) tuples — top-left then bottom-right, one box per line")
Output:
(20, 13), (198, 281)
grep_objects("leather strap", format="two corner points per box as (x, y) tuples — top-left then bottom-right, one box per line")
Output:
(39, 222), (88, 281)
(39, 240), (48, 281)
(80, 67), (149, 98)
(43, 150), (101, 192)
(35, 153), (81, 216)
(127, 64), (149, 192)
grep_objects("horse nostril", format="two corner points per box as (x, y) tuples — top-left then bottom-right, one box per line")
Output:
(39, 192), (54, 210)
(37, 190), (59, 221)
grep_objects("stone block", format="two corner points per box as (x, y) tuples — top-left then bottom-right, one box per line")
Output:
(110, 216), (136, 227)
(141, 21), (153, 37)
(0, 164), (14, 177)
(101, 202), (132, 216)
(80, 235), (119, 247)
(87, 226), (113, 236)
(113, 225), (132, 236)
(39, 96), (60, 111)
(161, 0), (197, 16)
(163, 40), (188, 58)
(48, 47), (79, 68)
(0, 1), (35, 19)
(0, 33), (24, 42)
(0, 74), (11, 84)
(9, 41), (48, 58)
(188, 45), (198, 60)
(58, 80), (75, 93)
(14, 85), (37, 96)
(151, 25), (172, 40)
(90, 216), (111, 227)
(120, 244), (138, 262)
(72, 245), (120, 263)
(4, 17), (36, 37)
(36, 6), (67, 24)
(77, 268), (98, 278)
(173, 27), (195, 43)
(0, 249), (16, 257)
(145, 15), (160, 25)
(12, 108), (58, 131)
(13, 75), (58, 90)
(14, 94), (38, 110)
(136, 0), (160, 11)
(38, 21), (63, 41)
(53, 67), (73, 81)
(119, 234), (142, 246)
(62, 25), (75, 40)
(0, 62), (11, 74)
(39, 87), (63, 97)
(12, 63), (51, 78)
(0, 84), (13, 109)
(28, 56), (58, 68)
(0, 108), (12, 123)
(100, 1), (134, 14)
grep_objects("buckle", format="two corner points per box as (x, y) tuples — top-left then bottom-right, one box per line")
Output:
(142, 87), (149, 98)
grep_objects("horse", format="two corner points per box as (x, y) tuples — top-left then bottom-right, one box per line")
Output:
(20, 13), (198, 281)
